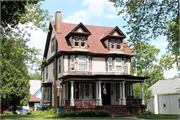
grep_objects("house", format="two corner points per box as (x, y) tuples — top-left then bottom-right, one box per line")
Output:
(23, 80), (41, 110)
(41, 11), (149, 117)
(147, 78), (180, 114)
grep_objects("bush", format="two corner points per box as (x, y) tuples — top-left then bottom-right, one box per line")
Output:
(3, 111), (14, 115)
(58, 110), (110, 117)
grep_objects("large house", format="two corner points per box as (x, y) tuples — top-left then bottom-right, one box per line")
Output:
(147, 78), (180, 114)
(41, 11), (149, 117)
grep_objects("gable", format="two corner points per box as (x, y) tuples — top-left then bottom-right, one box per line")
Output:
(112, 30), (120, 36)
(75, 27), (84, 32)
(47, 30), (55, 60)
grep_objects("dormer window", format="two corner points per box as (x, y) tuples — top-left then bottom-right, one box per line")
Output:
(111, 39), (115, 49)
(74, 36), (79, 46)
(51, 37), (55, 52)
(81, 36), (86, 47)
(116, 39), (121, 49)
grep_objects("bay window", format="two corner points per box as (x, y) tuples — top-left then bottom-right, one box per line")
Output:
(46, 67), (48, 79)
(88, 56), (91, 71)
(108, 57), (112, 72)
(124, 58), (126, 73)
(47, 87), (50, 102)
(115, 58), (122, 72)
(59, 58), (61, 73)
(78, 55), (86, 70)
(71, 55), (75, 70)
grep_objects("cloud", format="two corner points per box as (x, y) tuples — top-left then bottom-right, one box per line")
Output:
(63, 0), (120, 24)
(105, 14), (118, 19)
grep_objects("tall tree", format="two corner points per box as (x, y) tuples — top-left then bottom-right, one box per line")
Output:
(110, 0), (179, 65)
(29, 72), (42, 80)
(1, 1), (51, 112)
(131, 43), (174, 104)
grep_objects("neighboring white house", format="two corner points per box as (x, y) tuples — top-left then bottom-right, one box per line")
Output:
(23, 80), (42, 110)
(147, 78), (180, 114)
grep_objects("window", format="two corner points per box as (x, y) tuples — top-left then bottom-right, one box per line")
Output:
(46, 67), (48, 79)
(115, 58), (122, 72)
(71, 55), (75, 70)
(51, 37), (55, 52)
(53, 62), (54, 75)
(59, 58), (61, 73)
(78, 56), (86, 70)
(116, 39), (121, 49)
(88, 56), (91, 71)
(124, 58), (126, 73)
(163, 98), (166, 108)
(116, 83), (121, 101)
(178, 99), (180, 109)
(47, 87), (50, 102)
(108, 58), (112, 72)
(79, 84), (89, 99)
(111, 39), (115, 49)
(74, 36), (79, 46)
(80, 36), (86, 47)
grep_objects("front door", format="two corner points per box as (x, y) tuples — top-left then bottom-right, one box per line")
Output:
(101, 83), (111, 105)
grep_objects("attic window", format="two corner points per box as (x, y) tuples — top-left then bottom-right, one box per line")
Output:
(111, 39), (115, 49)
(116, 39), (121, 49)
(74, 36), (79, 46)
(81, 36), (86, 47)
(51, 37), (55, 52)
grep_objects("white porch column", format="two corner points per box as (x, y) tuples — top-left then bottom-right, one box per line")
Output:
(98, 81), (102, 106)
(141, 82), (145, 105)
(62, 83), (66, 106)
(122, 81), (126, 105)
(70, 81), (74, 106)
(96, 82), (99, 105)
(119, 82), (121, 105)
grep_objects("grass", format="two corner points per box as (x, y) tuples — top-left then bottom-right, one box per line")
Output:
(133, 114), (179, 119)
(0, 114), (132, 120)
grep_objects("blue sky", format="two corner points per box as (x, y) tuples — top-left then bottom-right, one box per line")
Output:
(27, 0), (178, 78)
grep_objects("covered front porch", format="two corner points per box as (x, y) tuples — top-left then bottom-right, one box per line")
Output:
(60, 75), (148, 108)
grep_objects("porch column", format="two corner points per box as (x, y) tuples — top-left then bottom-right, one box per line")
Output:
(62, 83), (66, 106)
(122, 81), (126, 105)
(141, 82), (145, 105)
(98, 81), (102, 106)
(96, 82), (99, 105)
(70, 81), (74, 106)
(130, 84), (133, 96)
(119, 82), (121, 105)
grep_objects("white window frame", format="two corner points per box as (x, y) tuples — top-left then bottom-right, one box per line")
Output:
(116, 39), (121, 49)
(108, 57), (113, 72)
(178, 98), (180, 110)
(46, 87), (50, 102)
(115, 58), (122, 72)
(74, 36), (79, 47)
(162, 98), (166, 108)
(59, 58), (61, 73)
(78, 55), (86, 71)
(46, 67), (48, 79)
(79, 84), (89, 99)
(124, 58), (126, 73)
(88, 56), (91, 71)
(70, 55), (75, 71)
(80, 36), (86, 47)
(110, 39), (115, 49)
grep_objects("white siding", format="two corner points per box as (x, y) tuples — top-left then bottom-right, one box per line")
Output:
(47, 30), (55, 60)
(76, 27), (84, 32)
(112, 30), (119, 35)
(127, 59), (130, 75)
(64, 55), (68, 72)
(52, 86), (54, 106)
(147, 97), (154, 113)
(92, 57), (106, 72)
(58, 56), (63, 78)
(104, 40), (108, 48)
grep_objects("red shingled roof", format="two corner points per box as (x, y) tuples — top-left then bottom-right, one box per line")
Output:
(51, 21), (135, 56)
(29, 94), (41, 102)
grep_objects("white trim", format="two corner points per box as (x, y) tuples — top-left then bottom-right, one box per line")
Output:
(178, 98), (180, 110)
(88, 56), (91, 71)
(70, 55), (75, 71)
(115, 58), (122, 72)
(108, 57), (113, 72)
(78, 55), (86, 71)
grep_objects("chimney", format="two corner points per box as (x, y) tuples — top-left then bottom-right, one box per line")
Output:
(55, 11), (62, 34)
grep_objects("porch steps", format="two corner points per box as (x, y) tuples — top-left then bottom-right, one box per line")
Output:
(103, 105), (131, 117)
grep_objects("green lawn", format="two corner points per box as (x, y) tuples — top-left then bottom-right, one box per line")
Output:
(133, 114), (179, 119)
(0, 115), (131, 120)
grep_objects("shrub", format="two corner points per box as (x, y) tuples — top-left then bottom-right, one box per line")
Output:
(3, 111), (14, 115)
(26, 110), (36, 115)
(58, 110), (110, 117)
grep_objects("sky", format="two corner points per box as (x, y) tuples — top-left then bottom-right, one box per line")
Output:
(26, 0), (178, 78)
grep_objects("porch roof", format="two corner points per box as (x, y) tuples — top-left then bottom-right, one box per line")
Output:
(60, 74), (149, 82)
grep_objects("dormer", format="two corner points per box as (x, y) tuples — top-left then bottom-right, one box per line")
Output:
(65, 23), (91, 50)
(100, 26), (126, 51)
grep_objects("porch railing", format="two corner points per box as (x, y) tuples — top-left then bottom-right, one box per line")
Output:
(126, 99), (141, 105)
(65, 99), (96, 106)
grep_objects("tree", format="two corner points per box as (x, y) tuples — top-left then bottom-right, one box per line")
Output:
(131, 43), (174, 104)
(1, 1), (51, 112)
(29, 72), (42, 80)
(110, 0), (179, 65)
